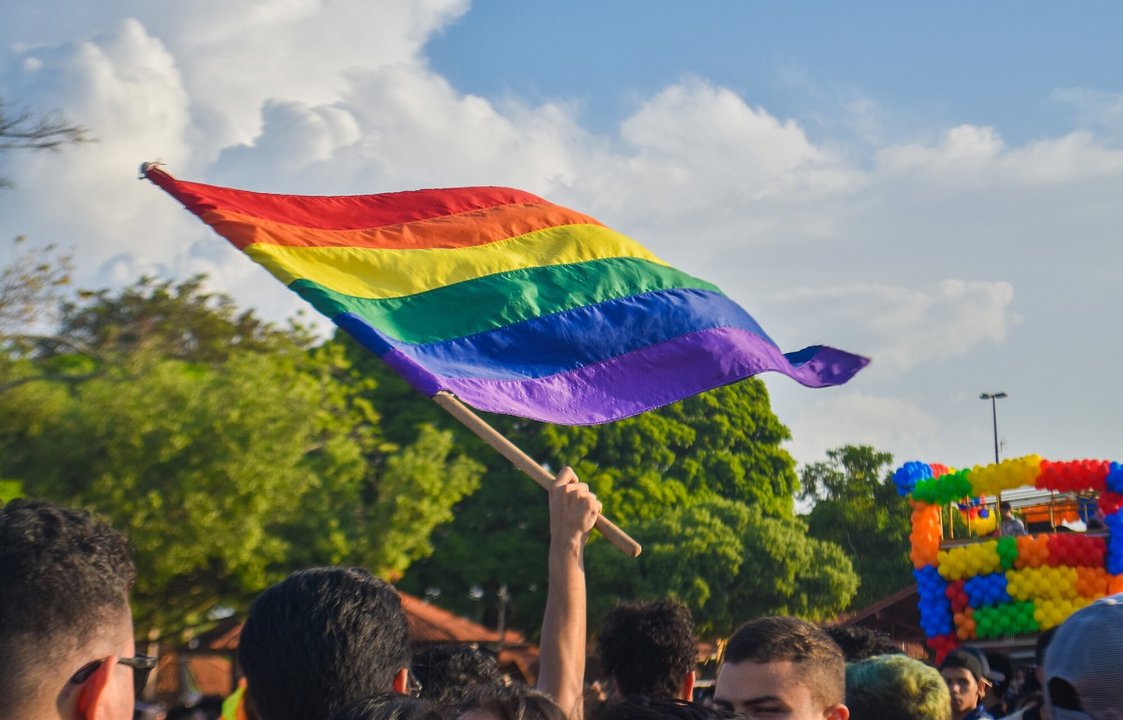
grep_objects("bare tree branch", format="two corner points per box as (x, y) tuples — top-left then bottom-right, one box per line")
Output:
(0, 101), (91, 188)
(0, 102), (90, 151)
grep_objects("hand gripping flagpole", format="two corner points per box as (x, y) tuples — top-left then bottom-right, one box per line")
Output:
(432, 391), (642, 557)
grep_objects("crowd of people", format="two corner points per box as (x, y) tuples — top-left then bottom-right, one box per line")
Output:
(3, 469), (1121, 720)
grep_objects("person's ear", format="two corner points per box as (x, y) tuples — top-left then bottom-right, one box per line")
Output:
(680, 670), (695, 702)
(76, 656), (131, 720)
(824, 703), (850, 720)
(392, 667), (410, 696)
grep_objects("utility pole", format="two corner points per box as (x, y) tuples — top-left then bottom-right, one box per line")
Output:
(979, 392), (1008, 463)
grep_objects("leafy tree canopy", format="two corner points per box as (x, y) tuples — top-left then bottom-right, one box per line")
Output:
(0, 236), (72, 335)
(57, 274), (311, 362)
(586, 498), (858, 636)
(800, 444), (913, 609)
(0, 277), (482, 636)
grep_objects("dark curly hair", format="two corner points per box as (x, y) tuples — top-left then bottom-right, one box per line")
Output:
(459, 685), (567, 720)
(597, 600), (697, 698)
(412, 644), (503, 705)
(0, 498), (135, 705)
(330, 693), (452, 720)
(597, 696), (740, 720)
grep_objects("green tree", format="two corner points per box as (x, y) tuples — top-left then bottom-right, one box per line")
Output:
(800, 445), (913, 609)
(0, 278), (483, 635)
(535, 379), (800, 522)
(7, 353), (336, 632)
(586, 498), (858, 636)
(57, 274), (308, 362)
(0, 236), (72, 335)
(0, 476), (20, 502)
(390, 364), (821, 636)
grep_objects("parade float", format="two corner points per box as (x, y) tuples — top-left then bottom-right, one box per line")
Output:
(894, 457), (1123, 661)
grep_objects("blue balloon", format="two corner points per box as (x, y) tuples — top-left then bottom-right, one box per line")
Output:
(894, 461), (933, 497)
(1107, 462), (1123, 494)
(914, 565), (953, 636)
(965, 573), (1010, 608)
(1106, 510), (1123, 574)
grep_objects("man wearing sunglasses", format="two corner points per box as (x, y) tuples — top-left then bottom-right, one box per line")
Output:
(0, 499), (149, 720)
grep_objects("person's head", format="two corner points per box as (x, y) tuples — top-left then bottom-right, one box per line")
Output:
(1043, 593), (1123, 720)
(411, 645), (503, 706)
(238, 567), (411, 720)
(597, 600), (698, 700)
(939, 650), (990, 719)
(824, 625), (902, 662)
(713, 616), (848, 720)
(846, 655), (951, 720)
(331, 694), (450, 720)
(458, 686), (567, 720)
(1000, 502), (1014, 519)
(0, 498), (138, 720)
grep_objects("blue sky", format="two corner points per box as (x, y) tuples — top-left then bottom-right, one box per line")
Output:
(427, 2), (1120, 145)
(1, 1), (1121, 472)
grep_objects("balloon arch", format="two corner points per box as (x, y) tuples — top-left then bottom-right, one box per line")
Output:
(894, 457), (1123, 661)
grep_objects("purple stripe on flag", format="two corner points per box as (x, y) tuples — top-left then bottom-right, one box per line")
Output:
(374, 326), (867, 425)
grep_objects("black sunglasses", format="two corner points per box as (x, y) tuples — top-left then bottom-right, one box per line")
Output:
(69, 655), (158, 698)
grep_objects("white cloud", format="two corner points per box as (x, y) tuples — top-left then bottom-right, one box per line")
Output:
(1052, 87), (1123, 142)
(205, 63), (594, 198)
(0, 19), (193, 272)
(877, 124), (1005, 177)
(586, 78), (859, 222)
(771, 280), (1017, 372)
(1, 1), (471, 158)
(214, 100), (363, 183)
(773, 390), (942, 469)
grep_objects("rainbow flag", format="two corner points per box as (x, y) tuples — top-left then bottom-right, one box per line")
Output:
(144, 165), (868, 424)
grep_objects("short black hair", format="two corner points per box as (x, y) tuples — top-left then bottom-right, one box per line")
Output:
(723, 616), (845, 707)
(597, 600), (697, 698)
(239, 567), (411, 720)
(0, 499), (135, 706)
(330, 693), (451, 720)
(459, 685), (567, 720)
(939, 650), (987, 684)
(824, 625), (902, 662)
(412, 644), (503, 706)
(596, 696), (738, 720)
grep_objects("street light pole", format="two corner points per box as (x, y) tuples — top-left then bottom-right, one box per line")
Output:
(979, 392), (1008, 464)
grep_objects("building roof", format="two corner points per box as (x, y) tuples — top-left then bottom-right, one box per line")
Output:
(193, 590), (527, 652)
(400, 592), (525, 646)
(163, 590), (533, 699)
(830, 584), (928, 658)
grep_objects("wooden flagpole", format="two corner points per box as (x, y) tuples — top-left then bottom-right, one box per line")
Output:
(432, 391), (642, 557)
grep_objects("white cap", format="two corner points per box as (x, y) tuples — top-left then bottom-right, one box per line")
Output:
(1044, 593), (1123, 720)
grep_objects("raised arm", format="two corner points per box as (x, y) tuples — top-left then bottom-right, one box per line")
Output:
(536, 467), (601, 720)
